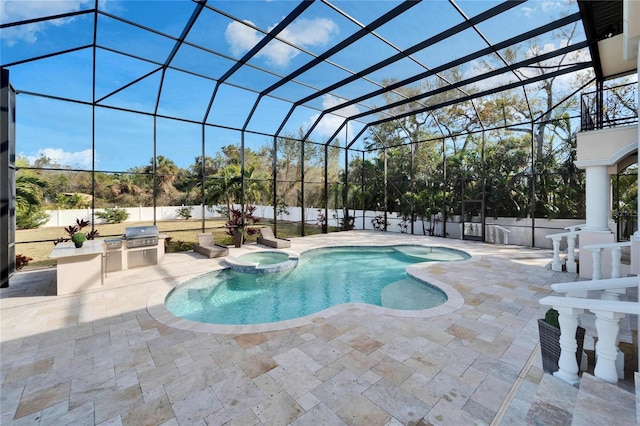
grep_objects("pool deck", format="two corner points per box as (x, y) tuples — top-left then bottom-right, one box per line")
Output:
(0, 231), (628, 425)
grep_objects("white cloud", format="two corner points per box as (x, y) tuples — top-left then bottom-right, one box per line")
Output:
(540, 1), (563, 14)
(225, 17), (338, 68)
(520, 7), (534, 17)
(1, 0), (93, 46)
(517, 1), (564, 18)
(306, 95), (360, 141)
(24, 148), (94, 169)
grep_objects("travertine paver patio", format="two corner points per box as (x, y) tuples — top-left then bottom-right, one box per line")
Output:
(1, 231), (576, 425)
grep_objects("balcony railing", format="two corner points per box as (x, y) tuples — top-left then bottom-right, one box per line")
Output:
(581, 82), (638, 131)
(544, 224), (585, 273)
(582, 241), (632, 280)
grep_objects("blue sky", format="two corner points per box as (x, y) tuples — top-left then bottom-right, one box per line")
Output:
(1, 0), (589, 171)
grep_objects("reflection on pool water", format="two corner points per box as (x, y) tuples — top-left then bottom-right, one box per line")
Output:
(165, 245), (469, 325)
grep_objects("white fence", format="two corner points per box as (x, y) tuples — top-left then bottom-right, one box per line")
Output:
(41, 205), (585, 249)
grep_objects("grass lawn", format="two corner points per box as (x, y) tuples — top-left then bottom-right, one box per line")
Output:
(15, 219), (327, 270)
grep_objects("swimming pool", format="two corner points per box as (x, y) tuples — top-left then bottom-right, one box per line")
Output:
(165, 245), (469, 325)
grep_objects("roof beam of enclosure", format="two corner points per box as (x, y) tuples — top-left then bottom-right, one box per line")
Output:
(203, 0), (313, 124)
(99, 4), (309, 97)
(293, 1), (523, 113)
(344, 41), (590, 124)
(153, 1), (206, 115)
(270, 1), (419, 138)
(265, 1), (418, 100)
(319, 12), (582, 119)
(218, 1), (313, 86)
(298, 1), (441, 145)
(0, 45), (93, 68)
(93, 43), (320, 110)
(96, 67), (163, 104)
(368, 62), (592, 127)
(302, 1), (539, 143)
(449, 0), (529, 124)
(312, 14), (584, 148)
(0, 9), (94, 29)
(321, 0), (436, 112)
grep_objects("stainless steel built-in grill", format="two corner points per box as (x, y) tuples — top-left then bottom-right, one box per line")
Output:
(124, 226), (159, 249)
(104, 238), (123, 250)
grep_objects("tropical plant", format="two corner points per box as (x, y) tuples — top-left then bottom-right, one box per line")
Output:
(205, 164), (242, 213)
(316, 209), (327, 232)
(55, 218), (99, 245)
(15, 174), (49, 229)
(54, 192), (89, 209)
(15, 254), (32, 270)
(225, 205), (259, 238)
(371, 215), (389, 231)
(144, 155), (180, 202)
(335, 207), (355, 231)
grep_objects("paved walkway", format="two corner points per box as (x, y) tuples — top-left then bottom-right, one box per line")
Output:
(1, 231), (574, 425)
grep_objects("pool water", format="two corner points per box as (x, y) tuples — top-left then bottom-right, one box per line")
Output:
(165, 245), (468, 325)
(237, 251), (289, 265)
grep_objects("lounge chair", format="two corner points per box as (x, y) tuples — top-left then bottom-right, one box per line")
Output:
(257, 227), (291, 248)
(194, 233), (229, 258)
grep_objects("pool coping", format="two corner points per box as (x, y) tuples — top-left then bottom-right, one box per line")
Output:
(147, 244), (476, 334)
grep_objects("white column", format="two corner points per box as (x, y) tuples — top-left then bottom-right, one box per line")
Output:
(566, 234), (577, 273)
(592, 309), (625, 384)
(584, 165), (611, 231)
(551, 236), (563, 272)
(553, 306), (584, 385)
(637, 42), (640, 374)
(611, 246), (623, 278)
(591, 247), (603, 280)
(636, 42), (640, 233)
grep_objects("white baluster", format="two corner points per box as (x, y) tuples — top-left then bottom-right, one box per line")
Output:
(553, 306), (584, 385)
(611, 246), (622, 278)
(565, 234), (577, 273)
(551, 236), (563, 272)
(598, 289), (626, 380)
(592, 309), (625, 383)
(591, 247), (603, 280)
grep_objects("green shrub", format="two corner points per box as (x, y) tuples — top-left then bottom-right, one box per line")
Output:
(96, 207), (129, 224)
(16, 208), (49, 229)
(167, 240), (195, 252)
(176, 206), (194, 220)
(71, 232), (86, 244)
(544, 308), (560, 328)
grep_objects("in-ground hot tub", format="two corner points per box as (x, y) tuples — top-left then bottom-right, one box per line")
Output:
(223, 250), (298, 273)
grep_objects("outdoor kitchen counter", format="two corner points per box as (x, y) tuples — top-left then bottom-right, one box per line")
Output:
(49, 235), (167, 295)
(49, 240), (105, 295)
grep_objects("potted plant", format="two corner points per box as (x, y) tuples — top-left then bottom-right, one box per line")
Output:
(538, 307), (586, 374)
(225, 205), (259, 248)
(71, 232), (87, 248)
(233, 226), (244, 248)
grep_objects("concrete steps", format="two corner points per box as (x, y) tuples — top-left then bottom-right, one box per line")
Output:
(519, 373), (637, 425)
(571, 373), (637, 425)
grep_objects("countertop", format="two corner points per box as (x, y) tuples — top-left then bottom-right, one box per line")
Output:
(49, 240), (105, 259)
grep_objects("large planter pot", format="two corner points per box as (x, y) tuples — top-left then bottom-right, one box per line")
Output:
(233, 232), (243, 248)
(537, 319), (586, 374)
